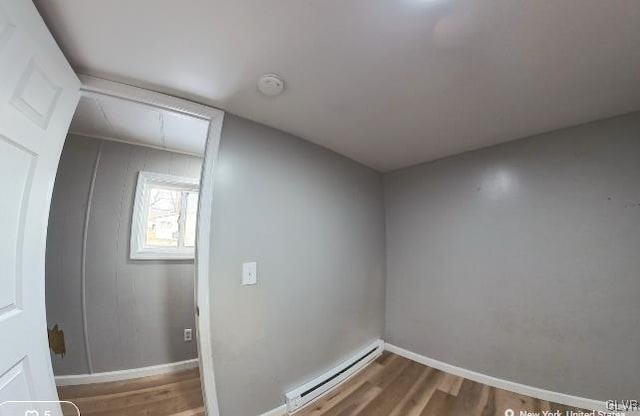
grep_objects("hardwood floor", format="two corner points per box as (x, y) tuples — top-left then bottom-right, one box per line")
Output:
(57, 368), (204, 416)
(295, 352), (586, 416)
(56, 354), (586, 416)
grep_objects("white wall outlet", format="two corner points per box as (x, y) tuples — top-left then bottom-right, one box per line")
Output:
(184, 328), (193, 342)
(242, 261), (257, 285)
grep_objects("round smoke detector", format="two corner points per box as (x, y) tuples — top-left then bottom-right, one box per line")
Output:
(258, 74), (285, 97)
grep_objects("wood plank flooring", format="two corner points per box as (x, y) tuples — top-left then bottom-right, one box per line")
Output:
(57, 368), (204, 416)
(295, 352), (587, 416)
(56, 354), (586, 416)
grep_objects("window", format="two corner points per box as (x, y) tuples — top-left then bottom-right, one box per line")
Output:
(130, 171), (200, 260)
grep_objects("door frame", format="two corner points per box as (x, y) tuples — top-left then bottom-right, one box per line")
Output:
(73, 75), (224, 416)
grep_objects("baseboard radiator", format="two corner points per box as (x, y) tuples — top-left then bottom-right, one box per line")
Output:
(285, 339), (384, 413)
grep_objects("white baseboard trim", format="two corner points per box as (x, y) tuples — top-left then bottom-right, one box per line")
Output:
(385, 343), (607, 412)
(258, 404), (287, 416)
(55, 358), (199, 386)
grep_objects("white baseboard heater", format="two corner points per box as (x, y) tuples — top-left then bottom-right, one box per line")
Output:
(285, 339), (384, 413)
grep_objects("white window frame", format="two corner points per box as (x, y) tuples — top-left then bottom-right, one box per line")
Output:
(130, 171), (200, 260)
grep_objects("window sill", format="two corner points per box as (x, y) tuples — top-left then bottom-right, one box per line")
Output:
(130, 249), (195, 261)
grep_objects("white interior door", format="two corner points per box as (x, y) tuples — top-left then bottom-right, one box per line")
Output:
(0, 0), (80, 412)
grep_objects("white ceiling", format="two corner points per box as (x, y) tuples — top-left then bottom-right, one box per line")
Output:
(70, 94), (209, 156)
(37, 0), (640, 171)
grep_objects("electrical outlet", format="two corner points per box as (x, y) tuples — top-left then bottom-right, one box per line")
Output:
(242, 261), (257, 285)
(184, 328), (193, 342)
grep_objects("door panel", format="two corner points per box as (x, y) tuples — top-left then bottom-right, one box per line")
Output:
(0, 135), (36, 315)
(0, 359), (33, 404)
(0, 0), (80, 412)
(10, 58), (63, 129)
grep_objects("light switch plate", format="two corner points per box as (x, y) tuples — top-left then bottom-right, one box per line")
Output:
(242, 261), (257, 285)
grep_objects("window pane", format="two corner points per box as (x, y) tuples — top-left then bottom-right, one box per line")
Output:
(145, 187), (181, 247)
(184, 192), (198, 248)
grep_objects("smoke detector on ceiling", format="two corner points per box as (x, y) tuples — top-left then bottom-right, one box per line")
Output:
(258, 74), (285, 97)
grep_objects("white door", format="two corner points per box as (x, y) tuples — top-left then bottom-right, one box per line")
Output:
(0, 0), (80, 412)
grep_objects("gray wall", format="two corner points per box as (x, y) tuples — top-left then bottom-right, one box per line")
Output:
(209, 115), (386, 416)
(46, 137), (98, 375)
(384, 112), (640, 401)
(46, 135), (202, 375)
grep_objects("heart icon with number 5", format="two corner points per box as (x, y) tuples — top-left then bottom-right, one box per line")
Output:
(25, 410), (39, 416)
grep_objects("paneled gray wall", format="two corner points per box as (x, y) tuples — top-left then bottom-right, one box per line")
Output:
(209, 115), (386, 416)
(46, 137), (99, 375)
(384, 112), (640, 400)
(46, 134), (202, 375)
